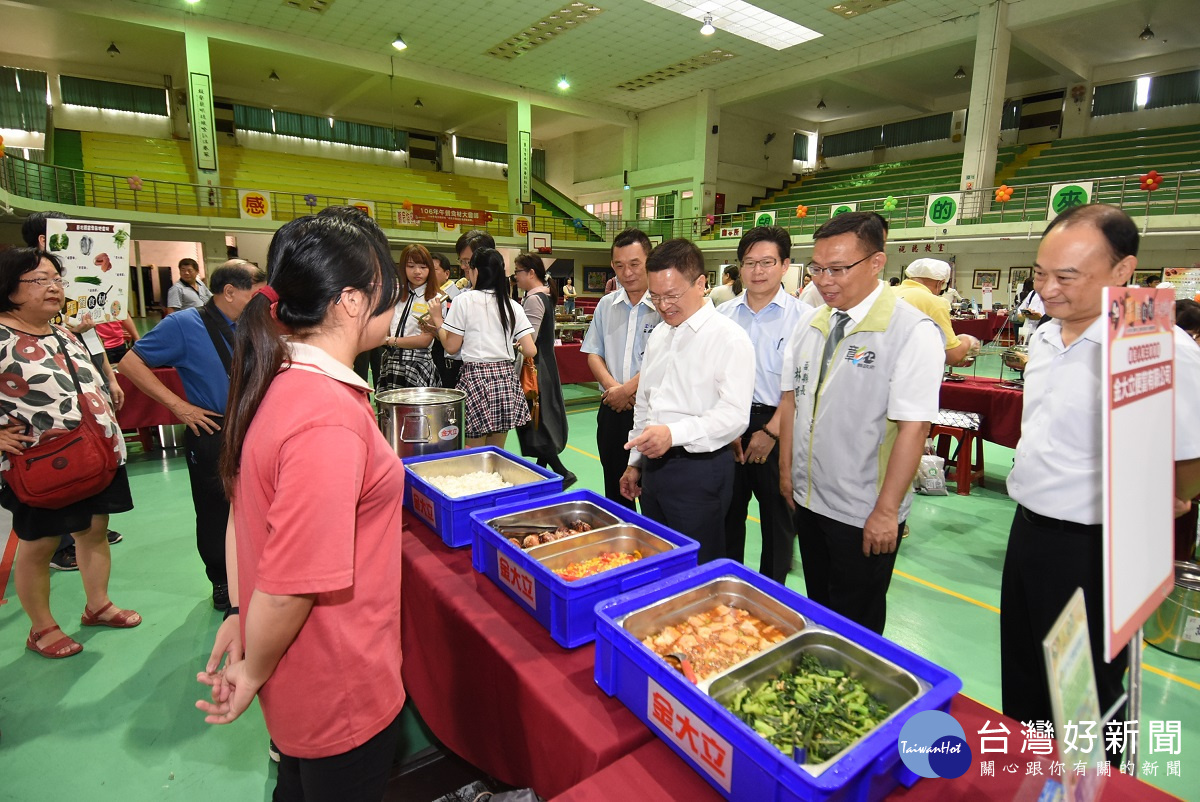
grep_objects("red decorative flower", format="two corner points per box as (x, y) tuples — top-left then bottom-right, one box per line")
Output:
(0, 373), (30, 398)
(14, 333), (47, 361)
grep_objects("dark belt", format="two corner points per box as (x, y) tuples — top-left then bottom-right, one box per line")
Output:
(1018, 505), (1101, 534)
(750, 403), (777, 416)
(649, 444), (731, 462)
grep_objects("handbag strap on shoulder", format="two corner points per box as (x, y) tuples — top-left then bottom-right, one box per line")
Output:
(49, 327), (86, 396)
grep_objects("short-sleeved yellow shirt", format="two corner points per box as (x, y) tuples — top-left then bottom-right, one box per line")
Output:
(892, 279), (961, 350)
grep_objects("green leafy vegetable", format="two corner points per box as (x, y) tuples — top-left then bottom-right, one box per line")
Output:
(73, 276), (102, 286)
(112, 230), (129, 248)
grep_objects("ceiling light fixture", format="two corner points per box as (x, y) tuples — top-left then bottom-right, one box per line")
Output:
(642, 0), (821, 51)
(953, 65), (967, 79)
(392, 33), (408, 51)
(817, 99), (826, 110)
(700, 15), (715, 35)
(269, 70), (280, 82)
(1139, 25), (1155, 40)
(557, 75), (571, 90)
(107, 42), (121, 57)
(414, 97), (424, 108)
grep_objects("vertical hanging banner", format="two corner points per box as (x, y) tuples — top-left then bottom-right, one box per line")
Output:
(238, 190), (272, 220)
(45, 218), (131, 323)
(347, 199), (376, 219)
(519, 130), (532, 204)
(188, 72), (218, 173)
(1101, 286), (1175, 660)
(1048, 181), (1093, 219)
(926, 193), (962, 227)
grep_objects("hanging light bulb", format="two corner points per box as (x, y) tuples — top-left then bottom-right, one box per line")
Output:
(557, 75), (571, 90)
(1139, 25), (1155, 40)
(700, 15), (715, 35)
(392, 34), (408, 51)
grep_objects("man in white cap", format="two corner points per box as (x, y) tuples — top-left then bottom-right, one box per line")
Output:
(893, 258), (979, 365)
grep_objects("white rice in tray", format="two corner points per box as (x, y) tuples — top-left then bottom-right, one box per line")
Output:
(426, 470), (513, 497)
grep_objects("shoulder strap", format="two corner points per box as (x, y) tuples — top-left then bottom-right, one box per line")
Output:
(48, 327), (85, 395)
(394, 292), (417, 338)
(199, 300), (235, 376)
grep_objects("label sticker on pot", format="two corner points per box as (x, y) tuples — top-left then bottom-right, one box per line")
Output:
(1184, 615), (1200, 644)
(439, 425), (459, 440)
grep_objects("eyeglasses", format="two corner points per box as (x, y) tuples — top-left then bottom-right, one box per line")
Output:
(514, 268), (532, 274)
(19, 276), (67, 288)
(739, 257), (779, 271)
(805, 252), (879, 278)
(649, 278), (701, 306)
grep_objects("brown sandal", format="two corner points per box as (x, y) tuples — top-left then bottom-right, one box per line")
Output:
(81, 601), (142, 629)
(26, 625), (83, 659)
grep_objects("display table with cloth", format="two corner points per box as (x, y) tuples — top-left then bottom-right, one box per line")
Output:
(951, 315), (1010, 342)
(549, 693), (1175, 801)
(938, 376), (1024, 449)
(400, 518), (654, 798)
(116, 367), (188, 449)
(554, 343), (596, 385)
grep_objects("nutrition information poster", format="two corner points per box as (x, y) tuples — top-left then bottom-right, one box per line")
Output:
(44, 218), (132, 323)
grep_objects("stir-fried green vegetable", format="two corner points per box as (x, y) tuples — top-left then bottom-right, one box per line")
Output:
(112, 230), (129, 248)
(720, 654), (889, 764)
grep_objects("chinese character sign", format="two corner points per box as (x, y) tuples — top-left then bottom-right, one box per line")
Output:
(926, 193), (962, 227)
(238, 190), (272, 220)
(410, 204), (492, 228)
(646, 679), (732, 792)
(1101, 287), (1175, 659)
(188, 72), (218, 173)
(45, 219), (131, 324)
(347, 199), (376, 220)
(1048, 182), (1093, 219)
(830, 201), (857, 219)
(719, 226), (743, 239)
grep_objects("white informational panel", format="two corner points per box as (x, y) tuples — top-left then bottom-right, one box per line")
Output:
(44, 218), (131, 322)
(1101, 286), (1175, 660)
(925, 193), (962, 227)
(1043, 589), (1102, 802)
(1163, 267), (1200, 300)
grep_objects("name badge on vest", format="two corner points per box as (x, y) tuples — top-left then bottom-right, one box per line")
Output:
(794, 361), (811, 396)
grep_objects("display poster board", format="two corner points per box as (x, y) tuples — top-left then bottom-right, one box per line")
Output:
(926, 192), (962, 227)
(1101, 286), (1175, 660)
(1043, 588), (1103, 802)
(44, 218), (131, 323)
(1163, 267), (1200, 300)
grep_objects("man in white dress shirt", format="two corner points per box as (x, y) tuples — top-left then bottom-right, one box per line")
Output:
(1001, 204), (1200, 744)
(718, 226), (810, 583)
(778, 211), (944, 634)
(620, 238), (754, 563)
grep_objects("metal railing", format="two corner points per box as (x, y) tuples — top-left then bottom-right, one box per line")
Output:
(4, 155), (1197, 246)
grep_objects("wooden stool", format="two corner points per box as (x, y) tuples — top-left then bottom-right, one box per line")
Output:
(930, 424), (985, 495)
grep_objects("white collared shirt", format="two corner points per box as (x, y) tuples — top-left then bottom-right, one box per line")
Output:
(628, 301), (754, 466)
(718, 287), (811, 405)
(286, 340), (371, 391)
(1174, 326), (1200, 460)
(441, 290), (533, 363)
(581, 286), (660, 384)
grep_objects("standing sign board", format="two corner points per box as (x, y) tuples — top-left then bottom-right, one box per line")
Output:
(1101, 286), (1175, 660)
(1048, 182), (1093, 219)
(926, 193), (962, 227)
(44, 219), (131, 324)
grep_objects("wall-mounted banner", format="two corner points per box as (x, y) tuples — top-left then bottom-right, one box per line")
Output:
(519, 130), (532, 204)
(926, 193), (962, 227)
(188, 72), (218, 172)
(1048, 182), (1093, 219)
(719, 226), (743, 239)
(237, 190), (272, 220)
(410, 204), (493, 228)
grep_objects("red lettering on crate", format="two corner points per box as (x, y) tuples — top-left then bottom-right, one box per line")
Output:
(412, 489), (436, 525)
(647, 679), (732, 791)
(498, 553), (536, 609)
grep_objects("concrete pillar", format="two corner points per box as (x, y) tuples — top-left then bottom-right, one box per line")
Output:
(622, 121), (639, 222)
(183, 30), (221, 207)
(960, 0), (1010, 200)
(506, 99), (532, 214)
(694, 89), (720, 219)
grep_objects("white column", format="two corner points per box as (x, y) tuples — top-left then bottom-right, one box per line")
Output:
(694, 89), (719, 218)
(960, 0), (1010, 211)
(183, 30), (221, 201)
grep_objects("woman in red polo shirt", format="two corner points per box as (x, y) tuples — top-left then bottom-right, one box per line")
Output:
(196, 207), (404, 801)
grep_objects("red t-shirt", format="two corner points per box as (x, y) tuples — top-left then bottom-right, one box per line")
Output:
(234, 342), (405, 759)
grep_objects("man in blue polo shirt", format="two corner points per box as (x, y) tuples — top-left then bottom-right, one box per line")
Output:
(118, 260), (264, 610)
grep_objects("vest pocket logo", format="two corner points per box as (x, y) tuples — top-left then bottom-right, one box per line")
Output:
(845, 346), (876, 367)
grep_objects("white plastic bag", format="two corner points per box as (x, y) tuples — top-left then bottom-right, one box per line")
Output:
(916, 454), (948, 495)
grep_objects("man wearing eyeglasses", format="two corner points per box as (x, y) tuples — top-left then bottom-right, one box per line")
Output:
(778, 212), (944, 633)
(620, 239), (754, 562)
(717, 227), (811, 583)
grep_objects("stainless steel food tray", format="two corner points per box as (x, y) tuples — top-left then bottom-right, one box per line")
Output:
(708, 628), (931, 776)
(528, 524), (676, 574)
(486, 500), (624, 549)
(616, 575), (808, 688)
(406, 450), (547, 489)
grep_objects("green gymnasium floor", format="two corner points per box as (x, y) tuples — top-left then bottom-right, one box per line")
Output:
(0, 352), (1196, 801)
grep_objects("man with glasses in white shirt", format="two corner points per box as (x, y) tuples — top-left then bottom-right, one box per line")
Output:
(718, 226), (811, 583)
(620, 239), (754, 562)
(778, 212), (943, 633)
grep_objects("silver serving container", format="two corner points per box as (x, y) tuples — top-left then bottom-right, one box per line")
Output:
(1144, 561), (1200, 660)
(407, 449), (547, 494)
(616, 576), (808, 688)
(486, 500), (624, 548)
(708, 629), (930, 775)
(378, 387), (465, 458)
(528, 524), (676, 574)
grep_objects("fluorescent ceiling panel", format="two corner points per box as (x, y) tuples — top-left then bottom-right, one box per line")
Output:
(642, 0), (823, 50)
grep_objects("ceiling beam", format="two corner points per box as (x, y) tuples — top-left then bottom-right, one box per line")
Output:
(828, 74), (938, 114)
(322, 73), (386, 119)
(1011, 35), (1090, 82)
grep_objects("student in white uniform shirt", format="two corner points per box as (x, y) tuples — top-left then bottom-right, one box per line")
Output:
(718, 226), (811, 583)
(620, 238), (754, 563)
(1001, 204), (1200, 744)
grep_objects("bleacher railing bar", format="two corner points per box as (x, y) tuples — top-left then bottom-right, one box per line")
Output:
(4, 154), (1198, 244)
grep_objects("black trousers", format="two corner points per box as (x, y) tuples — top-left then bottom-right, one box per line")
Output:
(596, 404), (636, 511)
(273, 711), (403, 802)
(793, 505), (903, 635)
(725, 410), (793, 584)
(1001, 506), (1128, 731)
(640, 449), (734, 564)
(432, 341), (462, 390)
(353, 347), (384, 387)
(184, 425), (229, 587)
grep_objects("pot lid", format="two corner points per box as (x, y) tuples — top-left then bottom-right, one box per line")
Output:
(376, 388), (466, 404)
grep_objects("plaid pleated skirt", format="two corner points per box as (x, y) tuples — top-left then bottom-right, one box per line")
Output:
(459, 360), (530, 438)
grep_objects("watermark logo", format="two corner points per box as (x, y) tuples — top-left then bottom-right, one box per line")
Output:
(898, 710), (972, 779)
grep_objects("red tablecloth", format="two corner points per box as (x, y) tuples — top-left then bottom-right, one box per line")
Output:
(115, 367), (186, 430)
(555, 343), (595, 385)
(550, 693), (1174, 801)
(939, 376), (1024, 449)
(399, 519), (654, 798)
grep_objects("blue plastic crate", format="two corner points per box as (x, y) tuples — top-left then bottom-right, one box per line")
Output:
(594, 560), (963, 802)
(403, 447), (562, 548)
(470, 489), (700, 648)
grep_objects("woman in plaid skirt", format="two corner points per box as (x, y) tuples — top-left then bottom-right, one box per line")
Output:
(427, 247), (537, 448)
